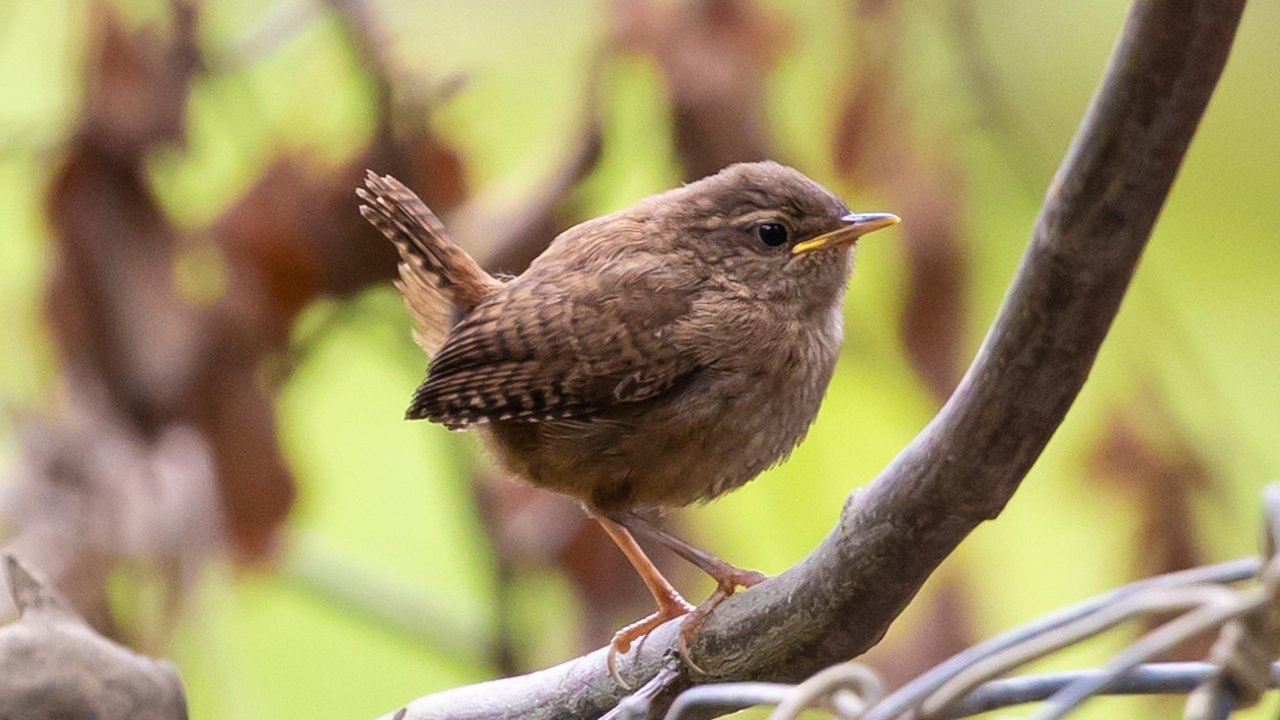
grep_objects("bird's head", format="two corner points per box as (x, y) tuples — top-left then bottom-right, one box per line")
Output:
(651, 161), (899, 310)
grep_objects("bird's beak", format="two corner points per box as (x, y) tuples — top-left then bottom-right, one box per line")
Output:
(791, 212), (901, 255)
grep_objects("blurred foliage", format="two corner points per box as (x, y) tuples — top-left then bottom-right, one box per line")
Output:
(1, 1), (1278, 719)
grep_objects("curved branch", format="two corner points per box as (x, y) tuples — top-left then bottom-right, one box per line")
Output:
(384, 1), (1247, 717)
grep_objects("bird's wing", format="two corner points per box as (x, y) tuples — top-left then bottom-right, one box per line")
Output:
(408, 272), (701, 428)
(358, 172), (504, 356)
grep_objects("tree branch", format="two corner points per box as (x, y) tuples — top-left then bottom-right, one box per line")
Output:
(0, 556), (187, 719)
(382, 0), (1247, 717)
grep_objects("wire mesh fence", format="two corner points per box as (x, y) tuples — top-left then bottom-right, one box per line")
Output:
(611, 484), (1280, 720)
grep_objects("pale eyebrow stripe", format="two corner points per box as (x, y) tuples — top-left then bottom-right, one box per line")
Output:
(731, 208), (792, 226)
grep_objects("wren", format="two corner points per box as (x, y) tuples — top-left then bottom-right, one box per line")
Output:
(357, 161), (899, 677)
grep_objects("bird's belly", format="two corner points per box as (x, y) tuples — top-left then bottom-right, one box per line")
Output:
(484, 358), (833, 512)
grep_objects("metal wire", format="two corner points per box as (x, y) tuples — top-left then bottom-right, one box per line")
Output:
(942, 662), (1280, 718)
(921, 584), (1244, 718)
(651, 557), (1263, 720)
(651, 557), (1261, 720)
(662, 683), (793, 720)
(1029, 590), (1267, 720)
(861, 557), (1259, 720)
(662, 662), (1280, 720)
(766, 662), (883, 720)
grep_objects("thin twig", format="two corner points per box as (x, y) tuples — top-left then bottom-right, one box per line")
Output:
(278, 532), (492, 662)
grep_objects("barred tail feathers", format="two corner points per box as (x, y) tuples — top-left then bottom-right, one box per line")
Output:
(357, 171), (501, 355)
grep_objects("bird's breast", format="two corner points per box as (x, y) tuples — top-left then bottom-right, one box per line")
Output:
(608, 303), (844, 507)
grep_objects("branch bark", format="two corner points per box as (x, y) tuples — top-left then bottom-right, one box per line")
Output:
(0, 556), (188, 719)
(384, 0), (1246, 717)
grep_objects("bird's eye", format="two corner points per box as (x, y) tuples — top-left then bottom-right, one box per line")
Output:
(757, 222), (788, 247)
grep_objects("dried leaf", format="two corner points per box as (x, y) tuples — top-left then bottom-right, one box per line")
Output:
(1089, 386), (1215, 658)
(861, 573), (977, 688)
(831, 2), (969, 400)
(613, 0), (782, 180)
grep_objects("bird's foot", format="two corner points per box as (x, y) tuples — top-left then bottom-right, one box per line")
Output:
(715, 567), (767, 592)
(607, 594), (695, 688)
(675, 571), (768, 676)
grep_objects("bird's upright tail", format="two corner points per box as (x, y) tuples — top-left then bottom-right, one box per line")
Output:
(358, 171), (502, 356)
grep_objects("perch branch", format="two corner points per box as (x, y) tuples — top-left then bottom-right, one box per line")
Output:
(382, 0), (1246, 717)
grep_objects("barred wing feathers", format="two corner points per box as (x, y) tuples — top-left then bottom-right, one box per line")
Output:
(409, 276), (698, 428)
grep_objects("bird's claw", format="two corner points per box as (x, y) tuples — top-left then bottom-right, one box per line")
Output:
(604, 563), (769, 686)
(673, 585), (734, 677)
(606, 597), (695, 688)
(721, 568), (766, 591)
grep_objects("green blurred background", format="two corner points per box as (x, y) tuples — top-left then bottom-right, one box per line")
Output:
(1, 1), (1278, 718)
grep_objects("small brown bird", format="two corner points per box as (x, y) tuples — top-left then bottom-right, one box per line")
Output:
(357, 161), (898, 675)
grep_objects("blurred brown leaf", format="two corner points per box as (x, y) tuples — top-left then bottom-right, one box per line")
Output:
(79, 0), (198, 160)
(45, 150), (203, 431)
(833, 71), (893, 181)
(41, 0), (295, 567)
(41, 0), (486, 566)
(892, 166), (968, 400)
(861, 573), (977, 689)
(613, 0), (782, 180)
(832, 2), (969, 400)
(45, 0), (203, 429)
(1089, 390), (1213, 577)
(1089, 385), (1216, 658)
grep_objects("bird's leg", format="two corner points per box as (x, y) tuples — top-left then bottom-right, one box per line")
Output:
(591, 513), (694, 686)
(612, 512), (768, 676)
(613, 512), (767, 593)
